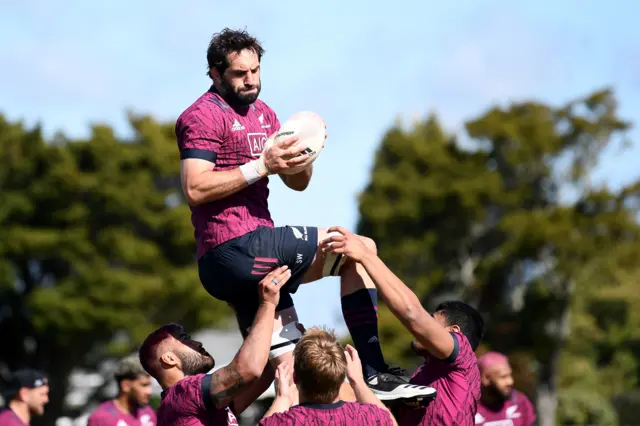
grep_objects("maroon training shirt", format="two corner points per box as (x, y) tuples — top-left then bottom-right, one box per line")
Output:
(259, 401), (394, 426)
(475, 390), (536, 426)
(157, 373), (238, 426)
(0, 409), (28, 426)
(86, 400), (156, 426)
(397, 332), (481, 426)
(176, 87), (280, 258)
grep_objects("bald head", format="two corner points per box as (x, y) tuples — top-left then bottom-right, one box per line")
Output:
(478, 352), (509, 374)
(139, 323), (215, 384)
(478, 352), (514, 401)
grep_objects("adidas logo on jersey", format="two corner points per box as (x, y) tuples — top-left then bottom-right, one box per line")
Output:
(232, 119), (245, 131)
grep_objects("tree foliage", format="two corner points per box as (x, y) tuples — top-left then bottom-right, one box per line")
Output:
(0, 114), (230, 423)
(357, 89), (640, 425)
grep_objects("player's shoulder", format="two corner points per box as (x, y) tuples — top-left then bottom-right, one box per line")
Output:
(513, 389), (534, 406)
(452, 332), (476, 358)
(176, 89), (229, 129)
(88, 400), (113, 419)
(253, 99), (278, 120)
(344, 401), (394, 421)
(258, 409), (299, 425)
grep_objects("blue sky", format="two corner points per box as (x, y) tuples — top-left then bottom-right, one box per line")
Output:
(2, 1), (640, 336)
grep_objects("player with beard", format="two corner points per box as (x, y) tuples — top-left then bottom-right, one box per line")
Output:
(0, 369), (49, 425)
(87, 355), (156, 426)
(321, 227), (487, 426)
(176, 27), (432, 404)
(138, 266), (290, 426)
(474, 352), (536, 426)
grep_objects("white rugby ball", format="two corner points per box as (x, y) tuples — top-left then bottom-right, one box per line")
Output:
(265, 111), (325, 175)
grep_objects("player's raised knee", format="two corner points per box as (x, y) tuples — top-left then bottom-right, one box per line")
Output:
(357, 235), (377, 255)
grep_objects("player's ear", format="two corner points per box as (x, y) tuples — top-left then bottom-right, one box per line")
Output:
(209, 67), (222, 83)
(449, 325), (461, 334)
(481, 374), (491, 386)
(18, 387), (30, 403)
(160, 351), (180, 368)
(292, 371), (299, 385)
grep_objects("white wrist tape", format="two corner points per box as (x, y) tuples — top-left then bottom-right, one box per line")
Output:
(239, 158), (269, 185)
(269, 321), (303, 360)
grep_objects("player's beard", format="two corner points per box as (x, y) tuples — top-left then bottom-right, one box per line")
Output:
(486, 382), (511, 402)
(178, 350), (215, 376)
(220, 77), (261, 106)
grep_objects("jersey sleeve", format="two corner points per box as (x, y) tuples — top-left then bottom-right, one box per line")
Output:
(444, 332), (474, 369)
(175, 110), (223, 163)
(199, 373), (217, 413)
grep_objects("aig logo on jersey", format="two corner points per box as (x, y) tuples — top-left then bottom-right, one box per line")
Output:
(247, 133), (268, 157)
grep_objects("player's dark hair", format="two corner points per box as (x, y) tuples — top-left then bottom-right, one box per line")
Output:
(114, 355), (148, 391)
(138, 323), (183, 377)
(435, 301), (485, 351)
(206, 28), (265, 78)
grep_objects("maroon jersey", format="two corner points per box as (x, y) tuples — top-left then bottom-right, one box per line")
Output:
(157, 373), (238, 426)
(475, 391), (536, 426)
(176, 87), (280, 258)
(87, 400), (156, 426)
(259, 401), (394, 426)
(397, 332), (481, 426)
(0, 409), (28, 425)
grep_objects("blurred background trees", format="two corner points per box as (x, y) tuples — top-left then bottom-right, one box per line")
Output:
(0, 114), (231, 423)
(357, 88), (640, 426)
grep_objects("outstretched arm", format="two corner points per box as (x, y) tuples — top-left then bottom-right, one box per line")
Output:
(208, 266), (292, 408)
(322, 227), (455, 360)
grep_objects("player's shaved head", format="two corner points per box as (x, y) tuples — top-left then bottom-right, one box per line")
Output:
(139, 323), (215, 381)
(478, 352), (514, 401)
(478, 352), (509, 374)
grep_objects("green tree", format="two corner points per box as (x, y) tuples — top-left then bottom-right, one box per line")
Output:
(357, 89), (640, 425)
(0, 114), (231, 424)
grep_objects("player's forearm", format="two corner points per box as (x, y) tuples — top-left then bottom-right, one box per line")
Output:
(232, 302), (277, 381)
(360, 253), (454, 359)
(360, 253), (424, 325)
(263, 396), (293, 418)
(350, 378), (398, 426)
(280, 165), (312, 191)
(185, 168), (253, 205)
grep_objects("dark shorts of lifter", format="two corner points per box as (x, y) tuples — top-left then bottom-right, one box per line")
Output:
(198, 226), (318, 332)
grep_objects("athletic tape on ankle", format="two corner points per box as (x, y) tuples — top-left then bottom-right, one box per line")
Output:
(239, 159), (268, 185)
(269, 321), (303, 360)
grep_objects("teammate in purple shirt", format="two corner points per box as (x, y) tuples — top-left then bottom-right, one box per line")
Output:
(176, 27), (429, 403)
(0, 369), (49, 425)
(87, 355), (156, 426)
(260, 327), (396, 426)
(475, 352), (536, 426)
(138, 266), (290, 426)
(322, 227), (486, 426)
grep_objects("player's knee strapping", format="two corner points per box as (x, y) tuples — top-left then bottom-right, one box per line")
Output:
(269, 321), (303, 359)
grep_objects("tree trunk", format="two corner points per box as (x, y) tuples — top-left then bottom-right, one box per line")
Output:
(536, 291), (571, 426)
